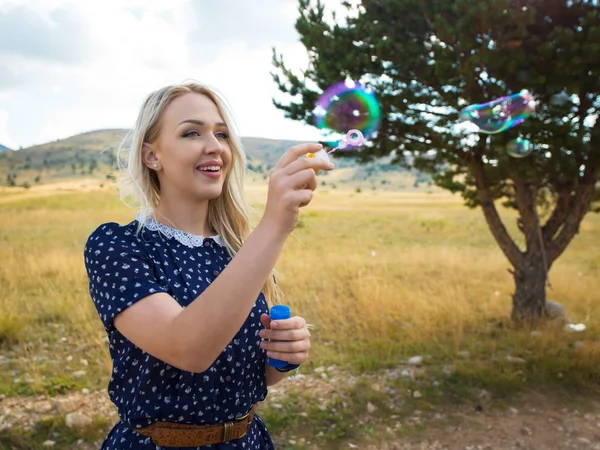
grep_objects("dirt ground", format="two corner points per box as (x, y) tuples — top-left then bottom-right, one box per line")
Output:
(3, 388), (600, 449)
(364, 391), (600, 449)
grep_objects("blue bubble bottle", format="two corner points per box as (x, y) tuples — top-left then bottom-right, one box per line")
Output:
(266, 305), (291, 369)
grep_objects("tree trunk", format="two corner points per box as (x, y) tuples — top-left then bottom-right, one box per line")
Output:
(511, 180), (548, 326)
(471, 148), (597, 326)
(511, 254), (547, 325)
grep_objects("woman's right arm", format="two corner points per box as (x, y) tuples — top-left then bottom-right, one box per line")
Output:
(111, 143), (333, 373)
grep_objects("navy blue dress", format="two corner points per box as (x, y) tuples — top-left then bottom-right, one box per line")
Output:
(84, 215), (275, 449)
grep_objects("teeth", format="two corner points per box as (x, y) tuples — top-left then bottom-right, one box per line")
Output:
(198, 166), (220, 171)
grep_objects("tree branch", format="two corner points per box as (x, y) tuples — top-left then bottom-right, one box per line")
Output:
(541, 187), (572, 241)
(546, 163), (598, 264)
(472, 156), (524, 268)
(512, 180), (542, 253)
(406, 107), (451, 119)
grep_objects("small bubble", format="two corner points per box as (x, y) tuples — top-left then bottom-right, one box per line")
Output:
(506, 138), (533, 158)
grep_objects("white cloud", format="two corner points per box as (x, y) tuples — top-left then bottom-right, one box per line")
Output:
(0, 0), (345, 148)
(0, 110), (17, 148)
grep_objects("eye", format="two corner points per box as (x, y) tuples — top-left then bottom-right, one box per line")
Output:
(182, 130), (200, 138)
(215, 131), (229, 140)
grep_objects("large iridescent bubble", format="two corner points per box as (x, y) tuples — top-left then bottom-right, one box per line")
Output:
(460, 90), (536, 134)
(313, 80), (381, 141)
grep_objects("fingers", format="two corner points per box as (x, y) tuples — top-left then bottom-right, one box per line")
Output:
(280, 187), (313, 210)
(259, 313), (271, 330)
(261, 338), (310, 353)
(298, 190), (313, 208)
(270, 316), (307, 330)
(275, 143), (324, 169)
(287, 168), (318, 191)
(265, 351), (309, 365)
(260, 316), (311, 365)
(282, 156), (333, 176)
(259, 327), (309, 341)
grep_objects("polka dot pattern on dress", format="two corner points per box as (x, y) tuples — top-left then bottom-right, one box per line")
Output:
(84, 215), (274, 449)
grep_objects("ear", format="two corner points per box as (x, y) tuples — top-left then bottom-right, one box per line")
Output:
(142, 143), (160, 170)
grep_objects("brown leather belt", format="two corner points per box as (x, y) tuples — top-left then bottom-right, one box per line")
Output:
(133, 406), (255, 447)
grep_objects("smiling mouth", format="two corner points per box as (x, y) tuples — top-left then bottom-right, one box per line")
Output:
(197, 165), (221, 172)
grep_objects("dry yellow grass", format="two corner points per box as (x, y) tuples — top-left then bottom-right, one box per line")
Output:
(0, 179), (599, 398)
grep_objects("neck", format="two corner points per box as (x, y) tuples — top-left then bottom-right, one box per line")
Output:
(153, 192), (215, 237)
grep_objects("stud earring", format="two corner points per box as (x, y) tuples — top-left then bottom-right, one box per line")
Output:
(153, 164), (158, 169)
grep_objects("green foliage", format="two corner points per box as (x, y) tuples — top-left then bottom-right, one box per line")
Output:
(6, 172), (16, 186)
(0, 416), (111, 449)
(272, 0), (599, 210)
(273, 1), (600, 320)
(0, 312), (26, 345)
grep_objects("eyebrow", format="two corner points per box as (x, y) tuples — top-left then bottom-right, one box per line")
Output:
(177, 119), (228, 129)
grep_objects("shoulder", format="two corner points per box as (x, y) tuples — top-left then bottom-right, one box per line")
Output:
(84, 220), (143, 257)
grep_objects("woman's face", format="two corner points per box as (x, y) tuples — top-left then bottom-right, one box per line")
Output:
(149, 92), (233, 203)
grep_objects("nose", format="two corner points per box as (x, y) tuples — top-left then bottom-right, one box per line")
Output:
(205, 134), (225, 155)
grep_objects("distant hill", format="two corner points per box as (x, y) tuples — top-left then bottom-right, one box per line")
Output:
(0, 129), (128, 187)
(0, 129), (429, 190)
(0, 144), (11, 152)
(242, 136), (303, 167)
(0, 130), (304, 182)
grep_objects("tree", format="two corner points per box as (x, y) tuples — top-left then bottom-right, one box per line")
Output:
(88, 158), (98, 174)
(272, 0), (600, 324)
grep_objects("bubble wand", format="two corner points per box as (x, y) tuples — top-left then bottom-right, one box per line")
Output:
(307, 129), (364, 172)
(327, 129), (364, 154)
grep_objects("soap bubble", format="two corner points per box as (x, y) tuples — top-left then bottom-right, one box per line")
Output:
(506, 138), (533, 158)
(313, 80), (381, 139)
(460, 90), (536, 134)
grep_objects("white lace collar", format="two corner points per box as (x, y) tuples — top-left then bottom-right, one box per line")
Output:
(137, 213), (226, 248)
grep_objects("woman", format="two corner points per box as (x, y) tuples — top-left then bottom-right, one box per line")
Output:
(84, 82), (334, 449)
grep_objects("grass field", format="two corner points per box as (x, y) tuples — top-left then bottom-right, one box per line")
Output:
(0, 179), (599, 449)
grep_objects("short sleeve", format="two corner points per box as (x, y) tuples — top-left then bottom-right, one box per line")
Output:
(84, 222), (167, 332)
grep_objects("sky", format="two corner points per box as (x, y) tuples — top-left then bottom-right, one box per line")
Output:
(0, 0), (345, 149)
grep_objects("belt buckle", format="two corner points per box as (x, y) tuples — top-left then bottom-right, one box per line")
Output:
(234, 410), (251, 422)
(223, 420), (234, 442)
(223, 407), (252, 442)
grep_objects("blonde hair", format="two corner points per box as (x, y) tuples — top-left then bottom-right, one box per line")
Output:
(116, 81), (280, 306)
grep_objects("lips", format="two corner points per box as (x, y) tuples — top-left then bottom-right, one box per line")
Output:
(196, 160), (223, 172)
(195, 160), (223, 179)
(196, 165), (221, 172)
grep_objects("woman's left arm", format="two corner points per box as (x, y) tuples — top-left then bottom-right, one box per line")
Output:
(259, 314), (311, 387)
